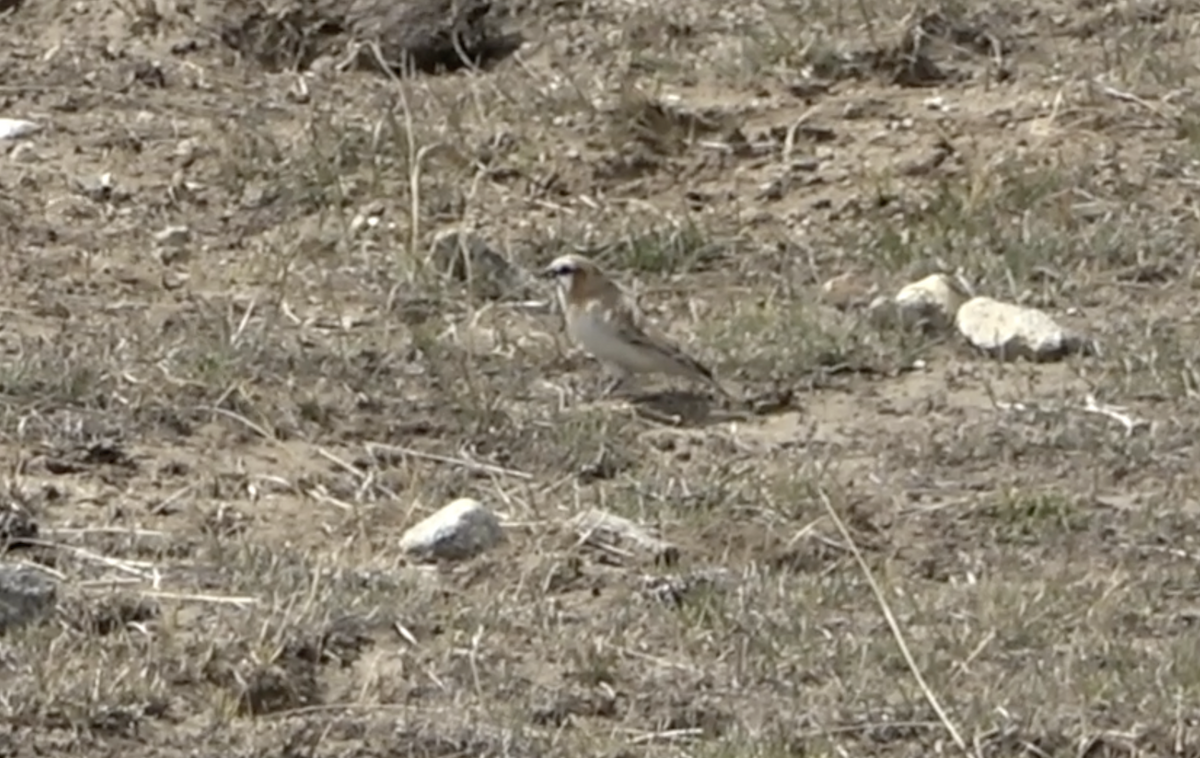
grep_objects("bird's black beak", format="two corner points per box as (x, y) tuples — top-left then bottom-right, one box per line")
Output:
(539, 266), (560, 280)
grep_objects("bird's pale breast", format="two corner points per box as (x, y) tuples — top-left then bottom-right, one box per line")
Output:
(570, 306), (667, 374)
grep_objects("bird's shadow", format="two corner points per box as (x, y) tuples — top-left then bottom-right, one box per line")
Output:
(626, 387), (796, 428)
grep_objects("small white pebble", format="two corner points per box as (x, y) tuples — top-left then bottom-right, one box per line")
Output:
(0, 119), (41, 140)
(154, 225), (191, 247)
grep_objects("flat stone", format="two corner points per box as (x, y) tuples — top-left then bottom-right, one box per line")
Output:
(955, 296), (1090, 361)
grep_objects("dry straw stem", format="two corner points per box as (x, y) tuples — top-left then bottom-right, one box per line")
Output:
(364, 441), (533, 480)
(23, 539), (160, 582)
(818, 488), (972, 756)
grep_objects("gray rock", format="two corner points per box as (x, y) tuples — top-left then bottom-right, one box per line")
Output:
(0, 507), (37, 547)
(76, 172), (122, 203)
(430, 230), (534, 300)
(345, 0), (524, 76)
(637, 567), (731, 605)
(866, 294), (902, 329)
(955, 296), (1090, 361)
(0, 565), (57, 634)
(568, 509), (679, 564)
(399, 498), (504, 562)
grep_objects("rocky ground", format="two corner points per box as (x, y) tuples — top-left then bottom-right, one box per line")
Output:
(2, 0), (1200, 755)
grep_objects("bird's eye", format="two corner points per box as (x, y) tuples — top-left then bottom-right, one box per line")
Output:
(542, 261), (578, 280)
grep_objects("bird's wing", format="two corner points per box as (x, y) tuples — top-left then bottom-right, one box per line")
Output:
(603, 292), (718, 381)
(603, 289), (659, 344)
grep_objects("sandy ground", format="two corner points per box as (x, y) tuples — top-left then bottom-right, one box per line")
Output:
(2, 0), (1200, 755)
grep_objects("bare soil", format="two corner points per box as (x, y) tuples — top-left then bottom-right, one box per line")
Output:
(2, 0), (1200, 755)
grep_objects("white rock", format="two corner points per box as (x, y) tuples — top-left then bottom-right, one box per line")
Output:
(349, 213), (380, 235)
(174, 138), (201, 161)
(153, 225), (191, 247)
(0, 119), (41, 140)
(399, 498), (503, 562)
(955, 296), (1089, 361)
(894, 273), (966, 330)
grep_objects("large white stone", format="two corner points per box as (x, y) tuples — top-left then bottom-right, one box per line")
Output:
(399, 498), (504, 562)
(0, 118), (41, 141)
(955, 296), (1088, 361)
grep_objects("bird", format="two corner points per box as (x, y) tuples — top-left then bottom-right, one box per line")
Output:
(541, 253), (730, 399)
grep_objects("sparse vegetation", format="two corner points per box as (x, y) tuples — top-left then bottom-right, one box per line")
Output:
(1, 0), (1200, 755)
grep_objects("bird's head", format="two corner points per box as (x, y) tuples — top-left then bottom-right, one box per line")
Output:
(541, 253), (602, 300)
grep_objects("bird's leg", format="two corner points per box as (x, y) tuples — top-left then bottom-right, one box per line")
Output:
(599, 366), (632, 398)
(599, 374), (626, 398)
